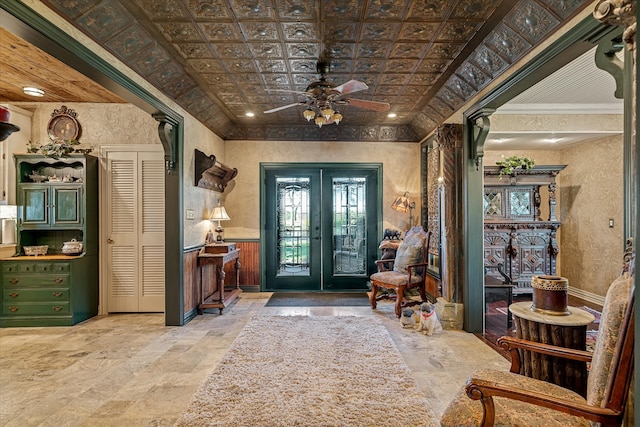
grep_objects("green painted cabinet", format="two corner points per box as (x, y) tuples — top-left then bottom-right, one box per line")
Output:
(0, 154), (98, 327)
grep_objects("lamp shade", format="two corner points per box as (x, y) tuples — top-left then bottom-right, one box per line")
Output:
(210, 205), (230, 221)
(391, 192), (411, 213)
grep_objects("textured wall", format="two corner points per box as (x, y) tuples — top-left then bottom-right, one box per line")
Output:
(558, 136), (624, 295)
(485, 134), (624, 298)
(223, 140), (421, 239)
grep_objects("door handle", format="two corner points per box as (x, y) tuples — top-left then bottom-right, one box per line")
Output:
(313, 236), (320, 240)
(107, 238), (114, 244)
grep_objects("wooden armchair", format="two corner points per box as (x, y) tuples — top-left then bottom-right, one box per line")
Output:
(369, 226), (436, 318)
(440, 239), (635, 426)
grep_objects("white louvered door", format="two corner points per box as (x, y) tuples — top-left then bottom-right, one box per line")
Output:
(104, 149), (164, 313)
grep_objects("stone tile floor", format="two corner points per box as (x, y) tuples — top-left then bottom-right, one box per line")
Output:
(0, 293), (509, 426)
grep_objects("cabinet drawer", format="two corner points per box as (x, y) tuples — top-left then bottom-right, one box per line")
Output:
(4, 288), (69, 302)
(1, 263), (70, 273)
(2, 263), (19, 273)
(3, 302), (70, 315)
(3, 275), (70, 287)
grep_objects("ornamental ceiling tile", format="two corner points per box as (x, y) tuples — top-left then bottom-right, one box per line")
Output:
(173, 43), (214, 59)
(34, 0), (594, 142)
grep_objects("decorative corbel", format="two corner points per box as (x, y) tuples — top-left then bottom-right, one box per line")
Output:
(152, 113), (178, 172)
(594, 33), (625, 98)
(468, 108), (495, 170)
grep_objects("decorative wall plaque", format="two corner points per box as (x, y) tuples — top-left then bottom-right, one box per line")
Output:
(47, 105), (81, 142)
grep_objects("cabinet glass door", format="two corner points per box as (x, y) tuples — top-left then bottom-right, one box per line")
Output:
(52, 186), (82, 226)
(21, 186), (49, 225)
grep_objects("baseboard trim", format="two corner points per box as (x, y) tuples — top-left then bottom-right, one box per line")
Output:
(568, 287), (605, 308)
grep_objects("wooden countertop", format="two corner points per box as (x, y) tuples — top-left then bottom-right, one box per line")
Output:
(1, 254), (83, 260)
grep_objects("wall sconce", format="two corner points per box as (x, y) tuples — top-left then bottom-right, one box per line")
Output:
(210, 202), (230, 242)
(391, 192), (415, 228)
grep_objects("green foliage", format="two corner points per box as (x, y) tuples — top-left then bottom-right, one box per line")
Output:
(496, 156), (535, 179)
(37, 139), (80, 159)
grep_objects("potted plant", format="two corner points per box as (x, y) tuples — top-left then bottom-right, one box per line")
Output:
(496, 155), (535, 179)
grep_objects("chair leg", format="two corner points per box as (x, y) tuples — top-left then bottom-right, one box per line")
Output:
(418, 282), (427, 303)
(370, 283), (378, 309)
(395, 286), (405, 318)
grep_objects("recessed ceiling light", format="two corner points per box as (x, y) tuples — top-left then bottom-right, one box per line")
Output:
(23, 86), (45, 97)
(246, 112), (255, 117)
(387, 113), (397, 118)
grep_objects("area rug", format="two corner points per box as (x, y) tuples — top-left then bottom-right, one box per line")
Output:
(175, 315), (437, 427)
(265, 292), (370, 307)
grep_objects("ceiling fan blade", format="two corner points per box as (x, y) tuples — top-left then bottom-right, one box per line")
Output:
(346, 98), (390, 112)
(334, 79), (369, 95)
(263, 102), (304, 113)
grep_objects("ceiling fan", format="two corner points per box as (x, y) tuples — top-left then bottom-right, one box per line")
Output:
(263, 60), (390, 127)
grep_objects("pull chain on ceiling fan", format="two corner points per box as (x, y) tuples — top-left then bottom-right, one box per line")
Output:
(263, 60), (390, 128)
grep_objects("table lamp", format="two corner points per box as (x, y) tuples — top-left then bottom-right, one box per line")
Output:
(210, 202), (230, 242)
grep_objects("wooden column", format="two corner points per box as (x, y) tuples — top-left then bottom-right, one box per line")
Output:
(433, 124), (464, 302)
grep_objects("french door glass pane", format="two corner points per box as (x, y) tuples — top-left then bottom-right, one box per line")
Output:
(332, 177), (367, 275)
(276, 177), (310, 277)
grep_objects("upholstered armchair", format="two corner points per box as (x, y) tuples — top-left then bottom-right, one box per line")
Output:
(440, 240), (635, 427)
(369, 226), (436, 318)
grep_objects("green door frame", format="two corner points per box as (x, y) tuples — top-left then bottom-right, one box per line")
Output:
(2, 2), (186, 325)
(462, 16), (623, 332)
(260, 162), (383, 292)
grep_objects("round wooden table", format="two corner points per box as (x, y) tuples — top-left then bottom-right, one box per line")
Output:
(509, 301), (595, 397)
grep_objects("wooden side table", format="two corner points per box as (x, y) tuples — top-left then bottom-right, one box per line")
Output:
(509, 301), (594, 397)
(197, 248), (241, 315)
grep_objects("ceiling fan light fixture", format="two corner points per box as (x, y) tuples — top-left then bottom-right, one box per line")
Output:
(303, 109), (315, 121)
(333, 112), (343, 125)
(321, 107), (334, 120)
(23, 86), (45, 97)
(315, 116), (326, 128)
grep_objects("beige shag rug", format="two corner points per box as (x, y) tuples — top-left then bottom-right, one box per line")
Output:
(176, 315), (438, 427)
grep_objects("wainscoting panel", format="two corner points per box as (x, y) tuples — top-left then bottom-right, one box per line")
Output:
(183, 248), (200, 315)
(224, 240), (260, 288)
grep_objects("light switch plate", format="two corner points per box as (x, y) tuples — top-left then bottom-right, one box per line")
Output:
(186, 209), (195, 220)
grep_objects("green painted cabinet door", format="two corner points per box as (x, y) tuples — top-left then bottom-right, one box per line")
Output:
(52, 185), (82, 227)
(20, 185), (49, 226)
(20, 184), (82, 228)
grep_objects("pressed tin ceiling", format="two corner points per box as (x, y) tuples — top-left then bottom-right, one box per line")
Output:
(37, 0), (593, 142)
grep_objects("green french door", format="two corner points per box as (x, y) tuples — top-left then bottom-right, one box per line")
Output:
(262, 164), (381, 292)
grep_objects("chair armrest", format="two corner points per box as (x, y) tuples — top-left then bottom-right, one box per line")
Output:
(374, 259), (395, 272)
(497, 336), (592, 374)
(407, 262), (428, 278)
(465, 377), (623, 427)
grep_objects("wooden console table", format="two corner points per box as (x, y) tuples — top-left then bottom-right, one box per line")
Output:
(509, 301), (594, 397)
(197, 247), (241, 315)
